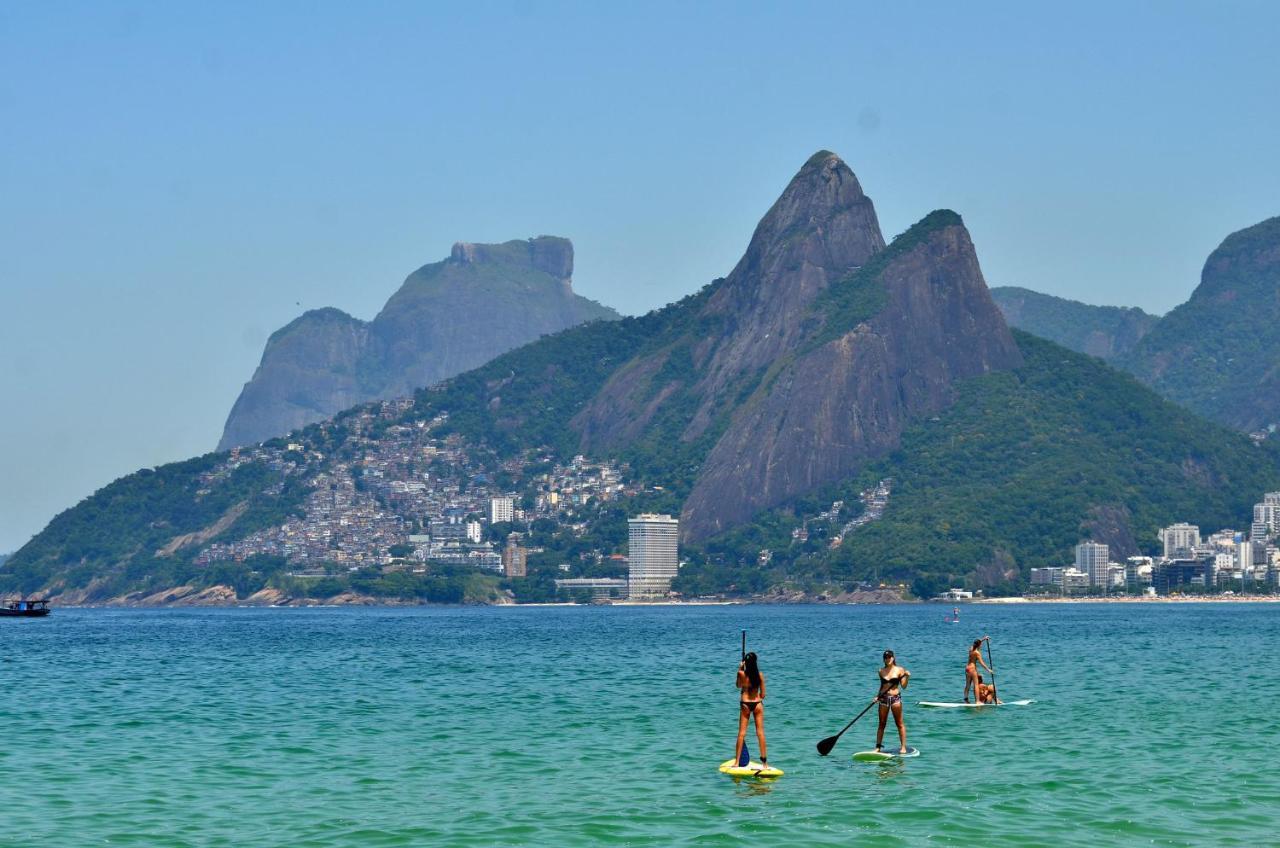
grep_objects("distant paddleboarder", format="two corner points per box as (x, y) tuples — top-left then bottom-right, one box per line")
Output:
(874, 649), (910, 754)
(964, 637), (993, 704)
(735, 652), (769, 768)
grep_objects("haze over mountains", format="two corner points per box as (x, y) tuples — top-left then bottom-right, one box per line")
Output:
(218, 237), (618, 450)
(990, 287), (1159, 361)
(9, 150), (1277, 604)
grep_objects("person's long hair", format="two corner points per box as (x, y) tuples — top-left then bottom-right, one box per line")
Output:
(972, 639), (983, 650)
(743, 651), (762, 691)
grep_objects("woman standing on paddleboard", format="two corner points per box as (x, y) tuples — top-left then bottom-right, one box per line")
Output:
(735, 652), (768, 767)
(963, 637), (993, 704)
(875, 649), (910, 754)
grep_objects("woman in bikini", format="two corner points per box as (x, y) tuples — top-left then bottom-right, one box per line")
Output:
(734, 651), (768, 767)
(874, 649), (910, 753)
(975, 675), (1002, 704)
(964, 637), (993, 704)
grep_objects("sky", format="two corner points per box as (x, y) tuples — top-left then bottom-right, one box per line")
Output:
(2, 1), (1279, 552)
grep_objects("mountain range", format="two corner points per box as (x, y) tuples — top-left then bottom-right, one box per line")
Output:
(218, 237), (618, 450)
(7, 152), (1279, 603)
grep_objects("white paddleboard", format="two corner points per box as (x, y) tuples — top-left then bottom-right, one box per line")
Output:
(853, 746), (919, 762)
(917, 699), (1034, 708)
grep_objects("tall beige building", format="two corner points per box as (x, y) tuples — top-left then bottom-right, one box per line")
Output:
(627, 514), (679, 599)
(503, 532), (527, 578)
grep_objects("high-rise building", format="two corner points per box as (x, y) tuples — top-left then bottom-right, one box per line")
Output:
(1237, 540), (1254, 573)
(489, 497), (515, 524)
(627, 514), (679, 599)
(1251, 521), (1270, 543)
(1159, 523), (1200, 560)
(1075, 541), (1110, 588)
(502, 532), (527, 578)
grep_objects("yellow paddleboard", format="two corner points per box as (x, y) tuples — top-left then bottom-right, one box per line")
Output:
(718, 759), (784, 778)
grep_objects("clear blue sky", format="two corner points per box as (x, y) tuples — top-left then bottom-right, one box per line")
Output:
(2, 1), (1279, 552)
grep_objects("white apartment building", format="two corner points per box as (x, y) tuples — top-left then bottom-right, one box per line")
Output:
(627, 513), (680, 599)
(1159, 523), (1201, 560)
(1075, 541), (1110, 588)
(488, 497), (515, 524)
(1237, 540), (1255, 573)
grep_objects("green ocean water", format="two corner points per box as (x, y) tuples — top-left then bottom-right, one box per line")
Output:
(3, 603), (1279, 846)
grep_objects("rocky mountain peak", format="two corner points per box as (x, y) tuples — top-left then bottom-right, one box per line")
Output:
(1193, 215), (1280, 303)
(708, 151), (883, 311)
(449, 236), (574, 288)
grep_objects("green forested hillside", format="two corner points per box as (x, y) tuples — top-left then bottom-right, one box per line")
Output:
(2, 454), (308, 597)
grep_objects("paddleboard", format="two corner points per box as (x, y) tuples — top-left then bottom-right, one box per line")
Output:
(917, 699), (1034, 708)
(718, 759), (784, 778)
(853, 746), (919, 762)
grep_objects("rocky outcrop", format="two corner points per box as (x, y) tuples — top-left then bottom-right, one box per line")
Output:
(574, 152), (1022, 541)
(218, 237), (618, 450)
(576, 151), (885, 451)
(683, 212), (1023, 538)
(990, 286), (1158, 360)
(1119, 216), (1280, 431)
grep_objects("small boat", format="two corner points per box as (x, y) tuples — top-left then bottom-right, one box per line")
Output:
(0, 599), (51, 617)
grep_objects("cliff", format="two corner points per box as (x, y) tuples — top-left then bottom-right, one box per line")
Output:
(217, 237), (618, 450)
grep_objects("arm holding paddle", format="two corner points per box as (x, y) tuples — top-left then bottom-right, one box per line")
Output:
(978, 636), (994, 673)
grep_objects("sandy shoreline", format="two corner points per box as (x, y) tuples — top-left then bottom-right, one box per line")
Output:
(977, 595), (1280, 604)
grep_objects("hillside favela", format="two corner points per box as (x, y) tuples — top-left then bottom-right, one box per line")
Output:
(4, 4), (1280, 846)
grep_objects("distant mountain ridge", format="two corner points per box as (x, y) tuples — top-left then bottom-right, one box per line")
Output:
(9, 152), (1280, 604)
(428, 152), (1023, 541)
(217, 236), (619, 450)
(1118, 216), (1280, 432)
(990, 286), (1158, 360)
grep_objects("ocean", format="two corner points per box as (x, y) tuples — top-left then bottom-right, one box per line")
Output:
(3, 603), (1277, 846)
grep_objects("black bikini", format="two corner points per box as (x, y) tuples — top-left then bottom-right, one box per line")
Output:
(878, 673), (904, 705)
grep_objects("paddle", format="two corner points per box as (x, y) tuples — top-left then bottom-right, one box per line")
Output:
(738, 630), (750, 766)
(815, 699), (878, 756)
(816, 674), (894, 757)
(985, 637), (999, 704)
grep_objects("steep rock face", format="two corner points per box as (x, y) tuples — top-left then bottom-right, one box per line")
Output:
(574, 151), (885, 452)
(990, 286), (1158, 360)
(682, 213), (1023, 538)
(1119, 216), (1280, 431)
(573, 152), (1021, 541)
(218, 309), (370, 451)
(218, 237), (618, 449)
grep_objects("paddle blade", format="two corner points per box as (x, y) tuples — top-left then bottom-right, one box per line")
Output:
(738, 742), (750, 767)
(816, 735), (838, 756)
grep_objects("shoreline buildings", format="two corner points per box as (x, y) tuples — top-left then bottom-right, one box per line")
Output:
(627, 513), (679, 599)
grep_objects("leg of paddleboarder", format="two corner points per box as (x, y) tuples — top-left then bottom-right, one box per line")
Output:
(735, 651), (768, 766)
(874, 649), (910, 754)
